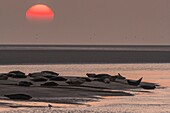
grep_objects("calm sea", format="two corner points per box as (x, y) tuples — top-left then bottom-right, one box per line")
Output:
(1, 45), (170, 64)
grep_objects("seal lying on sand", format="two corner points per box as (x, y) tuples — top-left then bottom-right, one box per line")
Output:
(66, 78), (85, 86)
(86, 73), (96, 78)
(18, 81), (33, 87)
(140, 85), (156, 90)
(94, 74), (112, 78)
(41, 71), (59, 76)
(0, 74), (8, 80)
(41, 82), (59, 87)
(87, 73), (117, 83)
(8, 71), (25, 75)
(101, 78), (111, 84)
(87, 73), (112, 78)
(28, 72), (44, 78)
(95, 76), (117, 84)
(75, 77), (92, 82)
(127, 77), (143, 86)
(41, 71), (59, 79)
(50, 76), (67, 81)
(29, 71), (59, 79)
(8, 71), (27, 78)
(30, 77), (48, 82)
(4, 94), (32, 100)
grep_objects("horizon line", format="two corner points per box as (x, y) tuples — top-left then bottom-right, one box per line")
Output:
(0, 44), (170, 46)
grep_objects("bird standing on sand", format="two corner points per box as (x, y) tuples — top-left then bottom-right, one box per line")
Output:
(48, 104), (53, 109)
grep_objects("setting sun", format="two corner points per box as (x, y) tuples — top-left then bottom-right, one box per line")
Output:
(26, 4), (54, 22)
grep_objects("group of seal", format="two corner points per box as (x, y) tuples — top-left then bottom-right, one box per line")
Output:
(87, 73), (156, 89)
(1, 70), (156, 100)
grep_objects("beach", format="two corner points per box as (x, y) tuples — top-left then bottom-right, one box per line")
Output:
(0, 76), (135, 111)
(0, 63), (169, 113)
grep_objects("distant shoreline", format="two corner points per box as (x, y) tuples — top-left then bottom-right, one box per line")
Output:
(0, 45), (170, 53)
(0, 49), (170, 65)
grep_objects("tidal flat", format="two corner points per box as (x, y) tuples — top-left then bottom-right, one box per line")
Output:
(0, 64), (169, 113)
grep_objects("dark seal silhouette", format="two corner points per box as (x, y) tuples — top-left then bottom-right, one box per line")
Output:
(140, 85), (156, 90)
(127, 77), (143, 86)
(76, 77), (92, 82)
(29, 71), (59, 79)
(95, 77), (113, 83)
(43, 74), (58, 79)
(95, 75), (117, 83)
(94, 74), (112, 78)
(30, 77), (48, 82)
(28, 72), (42, 78)
(8, 71), (26, 78)
(81, 77), (92, 82)
(86, 73), (96, 78)
(41, 82), (58, 87)
(18, 81), (33, 87)
(8, 71), (25, 75)
(50, 76), (67, 81)
(87, 73), (112, 79)
(0, 74), (8, 80)
(66, 79), (85, 86)
(4, 94), (32, 100)
(41, 71), (59, 76)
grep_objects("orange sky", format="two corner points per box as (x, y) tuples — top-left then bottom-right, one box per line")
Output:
(0, 0), (169, 45)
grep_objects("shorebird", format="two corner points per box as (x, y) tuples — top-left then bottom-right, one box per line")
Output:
(48, 104), (53, 109)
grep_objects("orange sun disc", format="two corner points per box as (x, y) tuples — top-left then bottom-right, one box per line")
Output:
(26, 4), (54, 22)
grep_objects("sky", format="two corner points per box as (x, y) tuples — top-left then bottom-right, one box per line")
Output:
(0, 0), (169, 45)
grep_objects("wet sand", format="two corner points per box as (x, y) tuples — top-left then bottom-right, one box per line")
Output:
(0, 77), (136, 98)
